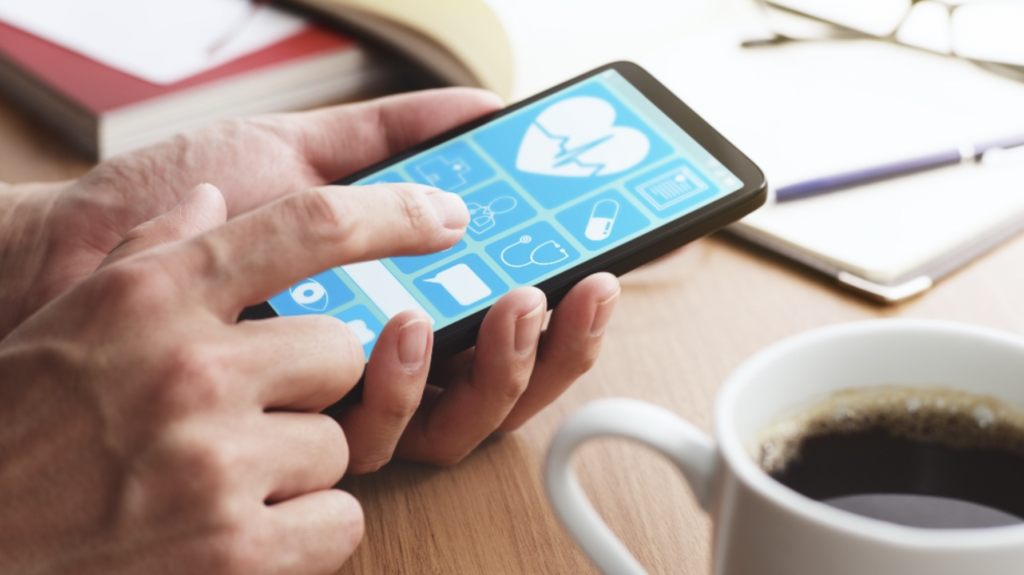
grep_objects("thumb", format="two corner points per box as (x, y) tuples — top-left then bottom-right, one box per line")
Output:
(100, 183), (228, 269)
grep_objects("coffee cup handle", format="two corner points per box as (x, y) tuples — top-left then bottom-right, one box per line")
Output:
(545, 398), (718, 575)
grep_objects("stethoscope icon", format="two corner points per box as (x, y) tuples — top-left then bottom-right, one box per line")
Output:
(499, 235), (570, 268)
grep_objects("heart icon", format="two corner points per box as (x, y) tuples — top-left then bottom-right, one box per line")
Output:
(516, 96), (650, 177)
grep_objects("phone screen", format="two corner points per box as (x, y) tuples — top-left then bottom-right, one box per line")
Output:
(267, 68), (744, 357)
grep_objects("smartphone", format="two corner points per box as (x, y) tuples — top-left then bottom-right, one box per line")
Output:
(241, 62), (767, 361)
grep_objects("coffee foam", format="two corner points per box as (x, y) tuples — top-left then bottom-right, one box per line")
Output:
(750, 386), (1024, 474)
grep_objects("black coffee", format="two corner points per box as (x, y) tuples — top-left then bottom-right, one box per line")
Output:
(752, 387), (1024, 528)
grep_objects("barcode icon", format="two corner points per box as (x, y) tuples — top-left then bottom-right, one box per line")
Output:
(634, 166), (709, 211)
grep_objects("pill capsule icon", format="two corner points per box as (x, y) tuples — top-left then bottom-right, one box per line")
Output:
(584, 199), (620, 241)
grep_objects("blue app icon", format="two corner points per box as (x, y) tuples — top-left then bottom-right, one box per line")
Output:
(463, 181), (536, 241)
(335, 305), (384, 358)
(270, 270), (354, 316)
(485, 221), (579, 284)
(357, 170), (405, 185)
(555, 190), (650, 252)
(389, 240), (468, 275)
(413, 254), (508, 317)
(625, 158), (719, 217)
(473, 80), (672, 209)
(408, 140), (495, 192)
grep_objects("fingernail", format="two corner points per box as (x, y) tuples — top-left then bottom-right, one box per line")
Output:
(590, 288), (620, 337)
(427, 191), (468, 230)
(514, 302), (545, 356)
(398, 318), (431, 370)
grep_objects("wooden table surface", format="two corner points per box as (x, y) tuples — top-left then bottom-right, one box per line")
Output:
(5, 89), (1024, 575)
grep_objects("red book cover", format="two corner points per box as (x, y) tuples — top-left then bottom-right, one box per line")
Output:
(0, 18), (355, 115)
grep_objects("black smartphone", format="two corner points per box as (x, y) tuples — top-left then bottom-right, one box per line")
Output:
(242, 61), (766, 361)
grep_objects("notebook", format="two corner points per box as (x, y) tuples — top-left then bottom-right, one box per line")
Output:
(0, 0), (388, 160)
(0, 0), (308, 85)
(285, 0), (723, 101)
(640, 28), (1024, 302)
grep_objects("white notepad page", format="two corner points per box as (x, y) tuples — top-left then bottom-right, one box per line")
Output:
(641, 29), (1024, 286)
(0, 0), (306, 85)
(737, 155), (1024, 283)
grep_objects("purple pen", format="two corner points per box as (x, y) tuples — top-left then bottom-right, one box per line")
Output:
(775, 133), (1024, 202)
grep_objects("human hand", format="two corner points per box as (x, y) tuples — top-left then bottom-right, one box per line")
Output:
(1, 87), (621, 476)
(0, 179), (468, 574)
(335, 273), (619, 472)
(0, 88), (503, 337)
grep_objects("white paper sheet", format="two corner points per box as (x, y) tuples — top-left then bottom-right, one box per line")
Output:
(641, 25), (1024, 284)
(642, 29), (1024, 188)
(0, 0), (307, 85)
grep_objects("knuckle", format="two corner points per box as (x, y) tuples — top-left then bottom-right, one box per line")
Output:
(159, 341), (234, 411)
(493, 375), (530, 403)
(219, 115), (282, 140)
(390, 186), (431, 235)
(318, 415), (350, 469)
(83, 151), (159, 193)
(380, 398), (420, 424)
(211, 116), (252, 137)
(291, 187), (356, 248)
(185, 438), (237, 480)
(165, 342), (220, 384)
(374, 389), (421, 424)
(177, 438), (240, 494)
(117, 221), (154, 247)
(91, 259), (169, 312)
(158, 431), (243, 505)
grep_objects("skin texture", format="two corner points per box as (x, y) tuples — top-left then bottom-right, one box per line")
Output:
(0, 88), (620, 574)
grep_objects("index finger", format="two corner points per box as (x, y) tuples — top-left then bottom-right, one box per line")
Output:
(167, 183), (468, 318)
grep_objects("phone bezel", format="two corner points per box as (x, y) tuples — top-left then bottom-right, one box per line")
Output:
(241, 61), (768, 359)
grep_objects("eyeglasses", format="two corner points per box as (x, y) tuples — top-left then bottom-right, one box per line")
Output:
(749, 0), (1024, 78)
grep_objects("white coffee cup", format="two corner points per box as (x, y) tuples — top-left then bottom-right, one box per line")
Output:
(545, 319), (1024, 574)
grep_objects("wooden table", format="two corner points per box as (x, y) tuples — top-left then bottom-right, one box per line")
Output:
(5, 91), (1024, 575)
